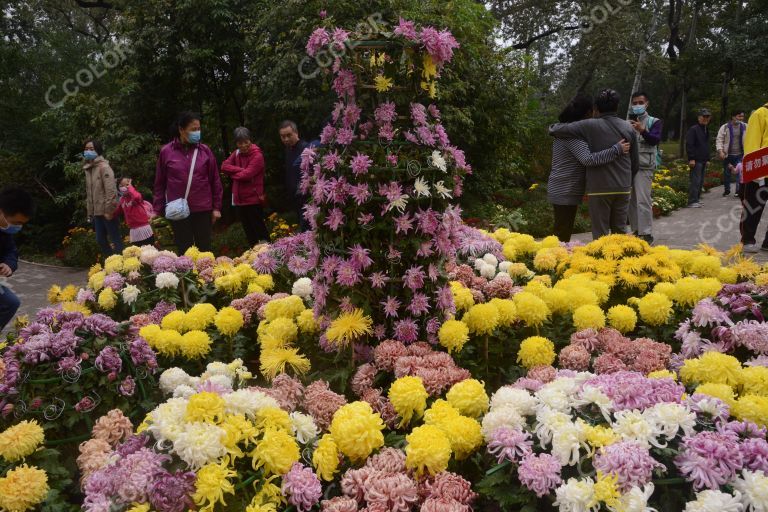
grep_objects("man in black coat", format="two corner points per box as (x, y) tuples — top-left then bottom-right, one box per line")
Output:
(685, 108), (712, 208)
(279, 120), (310, 232)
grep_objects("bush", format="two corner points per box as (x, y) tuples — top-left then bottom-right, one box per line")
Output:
(59, 227), (101, 267)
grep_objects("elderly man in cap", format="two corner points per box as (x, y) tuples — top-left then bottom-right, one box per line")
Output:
(685, 108), (712, 208)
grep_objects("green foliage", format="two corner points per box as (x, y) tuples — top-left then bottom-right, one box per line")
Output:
(212, 223), (250, 258)
(60, 227), (102, 268)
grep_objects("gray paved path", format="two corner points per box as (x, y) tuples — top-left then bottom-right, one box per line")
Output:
(2, 261), (88, 334)
(573, 185), (768, 263)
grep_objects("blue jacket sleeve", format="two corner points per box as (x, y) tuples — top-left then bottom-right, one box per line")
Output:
(641, 118), (663, 146)
(1, 234), (19, 272)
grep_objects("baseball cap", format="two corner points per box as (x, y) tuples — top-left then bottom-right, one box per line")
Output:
(698, 108), (712, 116)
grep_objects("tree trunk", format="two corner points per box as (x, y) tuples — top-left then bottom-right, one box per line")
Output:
(626, 2), (664, 116)
(678, 83), (688, 158)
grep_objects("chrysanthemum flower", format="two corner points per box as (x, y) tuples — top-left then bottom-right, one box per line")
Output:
(513, 292), (550, 327)
(0, 420), (44, 462)
(251, 428), (300, 476)
(572, 305), (606, 331)
(325, 309), (373, 347)
(388, 376), (428, 426)
(517, 336), (556, 369)
(312, 434), (340, 481)
(192, 462), (236, 511)
(260, 348), (311, 380)
(636, 292), (673, 326)
(0, 464), (49, 511)
(405, 424), (452, 477)
(329, 402), (385, 463)
(438, 319), (470, 353)
(607, 305), (637, 333)
(215, 307), (245, 337)
(446, 379), (489, 418)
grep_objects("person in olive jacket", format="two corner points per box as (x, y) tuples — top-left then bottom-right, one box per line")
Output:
(83, 139), (124, 256)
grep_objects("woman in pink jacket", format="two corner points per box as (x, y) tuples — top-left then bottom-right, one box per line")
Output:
(221, 127), (268, 246)
(111, 177), (154, 246)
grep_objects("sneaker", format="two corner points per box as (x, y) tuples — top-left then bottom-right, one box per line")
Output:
(687, 203), (703, 208)
(723, 191), (730, 197)
(743, 244), (760, 253)
(639, 234), (654, 244)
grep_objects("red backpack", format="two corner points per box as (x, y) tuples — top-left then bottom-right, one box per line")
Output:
(142, 200), (157, 220)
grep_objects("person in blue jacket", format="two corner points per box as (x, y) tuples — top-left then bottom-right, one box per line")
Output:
(0, 187), (34, 331)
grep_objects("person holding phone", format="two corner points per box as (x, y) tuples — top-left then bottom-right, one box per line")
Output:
(627, 92), (662, 244)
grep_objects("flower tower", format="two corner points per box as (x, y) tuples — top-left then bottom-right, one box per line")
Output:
(302, 19), (472, 350)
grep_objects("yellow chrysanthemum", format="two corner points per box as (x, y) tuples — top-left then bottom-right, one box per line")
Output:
(446, 379), (489, 418)
(296, 309), (319, 334)
(185, 392), (226, 424)
(438, 319), (470, 354)
(437, 414), (483, 460)
(374, 74), (394, 92)
(461, 303), (500, 335)
(489, 298), (517, 327)
(259, 348), (311, 380)
(740, 366), (768, 396)
(718, 267), (738, 284)
(517, 336), (556, 369)
(592, 471), (622, 510)
(450, 281), (475, 311)
(139, 324), (162, 345)
(253, 274), (274, 291)
(584, 425), (618, 449)
(606, 305), (637, 333)
(193, 462), (236, 511)
(733, 395), (768, 426)
(653, 282), (676, 298)
(388, 376), (428, 426)
(325, 309), (373, 347)
(97, 288), (117, 311)
(0, 420), (45, 462)
(405, 425), (452, 477)
(152, 329), (184, 357)
(0, 464), (49, 512)
(648, 369), (677, 381)
(122, 257), (141, 273)
(259, 318), (298, 350)
(694, 383), (736, 408)
(312, 434), (339, 481)
(254, 407), (293, 433)
(215, 307), (244, 337)
(183, 303), (217, 331)
(61, 301), (91, 316)
(572, 304), (606, 331)
(47, 285), (62, 304)
(329, 402), (385, 463)
(755, 273), (768, 287)
(125, 504), (151, 512)
(424, 399), (461, 426)
(542, 288), (570, 314)
(636, 292), (673, 326)
(513, 292), (551, 327)
(671, 277), (722, 307)
(689, 254), (721, 277)
(103, 255), (124, 274)
(264, 296), (305, 322)
(161, 310), (186, 332)
(180, 330), (212, 359)
(251, 428), (300, 476)
(680, 352), (742, 387)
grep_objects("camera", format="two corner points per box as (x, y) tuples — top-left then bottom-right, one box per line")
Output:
(628, 113), (640, 122)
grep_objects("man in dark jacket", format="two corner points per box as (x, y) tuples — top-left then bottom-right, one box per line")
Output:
(0, 187), (34, 331)
(685, 108), (712, 208)
(549, 89), (639, 239)
(279, 120), (310, 232)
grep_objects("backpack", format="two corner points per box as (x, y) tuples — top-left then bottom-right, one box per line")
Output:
(143, 200), (157, 220)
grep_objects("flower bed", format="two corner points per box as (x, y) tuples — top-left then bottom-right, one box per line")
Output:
(2, 17), (768, 512)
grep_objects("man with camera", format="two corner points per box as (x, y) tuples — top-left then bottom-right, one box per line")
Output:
(627, 91), (663, 244)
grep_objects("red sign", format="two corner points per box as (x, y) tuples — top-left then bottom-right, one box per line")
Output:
(741, 146), (768, 183)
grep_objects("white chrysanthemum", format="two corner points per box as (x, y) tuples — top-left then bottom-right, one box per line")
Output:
(534, 407), (571, 446)
(574, 385), (614, 422)
(554, 478), (596, 512)
(643, 403), (697, 443)
(433, 180), (452, 199)
(551, 420), (586, 466)
(732, 470), (768, 512)
(159, 368), (192, 395)
(479, 262), (496, 280)
(613, 410), (662, 448)
(292, 277), (313, 298)
(536, 378), (578, 413)
(690, 395), (728, 418)
(155, 272), (180, 289)
(474, 258), (486, 271)
(121, 284), (140, 305)
(684, 490), (744, 512)
(413, 176), (431, 197)
(494, 271), (511, 280)
(489, 387), (538, 416)
(205, 362), (231, 377)
(149, 397), (189, 442)
(481, 405), (526, 442)
(223, 389), (280, 418)
(203, 375), (233, 392)
(482, 253), (499, 267)
(498, 261), (512, 273)
(430, 150), (447, 172)
(139, 245), (160, 265)
(173, 385), (197, 399)
(620, 483), (655, 512)
(172, 421), (227, 469)
(290, 412), (319, 444)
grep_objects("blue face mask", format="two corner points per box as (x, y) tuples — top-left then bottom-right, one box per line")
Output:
(187, 131), (201, 144)
(631, 104), (647, 115)
(83, 150), (98, 160)
(0, 224), (22, 235)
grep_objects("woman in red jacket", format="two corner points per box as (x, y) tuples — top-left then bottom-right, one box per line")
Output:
(110, 176), (155, 246)
(221, 127), (269, 246)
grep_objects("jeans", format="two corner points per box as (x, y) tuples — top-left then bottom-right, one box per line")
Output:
(740, 180), (768, 246)
(551, 204), (578, 242)
(0, 285), (20, 332)
(688, 161), (707, 205)
(238, 204), (269, 246)
(93, 215), (124, 257)
(170, 210), (212, 254)
(723, 154), (743, 194)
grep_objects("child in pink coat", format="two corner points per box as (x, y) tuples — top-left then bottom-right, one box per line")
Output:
(110, 177), (155, 246)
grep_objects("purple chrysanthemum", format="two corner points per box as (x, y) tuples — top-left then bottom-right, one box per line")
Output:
(487, 427), (532, 464)
(675, 431), (743, 490)
(282, 463), (322, 512)
(517, 453), (562, 497)
(593, 441), (665, 491)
